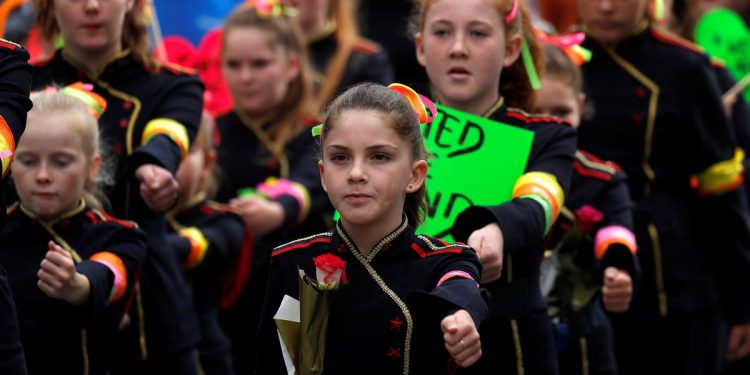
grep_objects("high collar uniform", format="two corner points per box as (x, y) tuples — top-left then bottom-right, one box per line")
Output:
(578, 24), (750, 375)
(0, 202), (146, 375)
(257, 218), (487, 375)
(32, 50), (205, 363)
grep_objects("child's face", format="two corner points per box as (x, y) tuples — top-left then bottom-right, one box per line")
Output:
(53, 0), (134, 54)
(578, 0), (649, 45)
(532, 75), (583, 127)
(13, 114), (97, 221)
(319, 110), (427, 233)
(416, 0), (520, 111)
(222, 27), (300, 118)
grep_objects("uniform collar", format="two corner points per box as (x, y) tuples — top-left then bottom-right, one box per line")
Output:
(59, 48), (133, 80)
(334, 214), (413, 263)
(582, 20), (651, 53)
(19, 199), (86, 226)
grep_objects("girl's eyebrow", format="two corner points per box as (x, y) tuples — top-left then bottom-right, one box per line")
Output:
(325, 144), (398, 151)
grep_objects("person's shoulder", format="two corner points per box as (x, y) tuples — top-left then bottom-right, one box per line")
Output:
(504, 107), (573, 128)
(649, 27), (705, 56)
(648, 27), (712, 68)
(411, 234), (474, 258)
(272, 232), (334, 258)
(352, 37), (384, 56)
(502, 107), (576, 143)
(197, 200), (244, 225)
(153, 58), (199, 77)
(84, 207), (140, 230)
(574, 149), (623, 182)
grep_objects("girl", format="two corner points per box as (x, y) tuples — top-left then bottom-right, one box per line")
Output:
(213, 4), (332, 372)
(257, 82), (487, 374)
(0, 89), (146, 375)
(413, 0), (577, 373)
(166, 113), (249, 375)
(288, 0), (395, 107)
(32, 0), (204, 372)
(577, 0), (750, 373)
(534, 43), (638, 375)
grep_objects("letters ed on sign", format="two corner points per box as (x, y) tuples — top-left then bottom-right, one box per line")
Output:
(418, 104), (534, 241)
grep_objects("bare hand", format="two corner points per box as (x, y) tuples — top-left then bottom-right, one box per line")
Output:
(38, 241), (91, 306)
(728, 323), (750, 361)
(602, 267), (633, 313)
(441, 309), (482, 368)
(229, 196), (285, 237)
(467, 223), (504, 283)
(135, 164), (178, 213)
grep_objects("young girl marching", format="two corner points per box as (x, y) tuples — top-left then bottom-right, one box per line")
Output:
(257, 83), (488, 374)
(32, 0), (204, 371)
(534, 43), (639, 375)
(0, 88), (146, 375)
(213, 4), (332, 372)
(413, 0), (577, 373)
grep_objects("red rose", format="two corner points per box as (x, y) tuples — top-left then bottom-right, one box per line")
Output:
(575, 205), (604, 233)
(314, 253), (347, 289)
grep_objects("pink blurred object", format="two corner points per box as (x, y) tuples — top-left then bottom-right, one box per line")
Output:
(155, 35), (198, 69)
(196, 28), (233, 116)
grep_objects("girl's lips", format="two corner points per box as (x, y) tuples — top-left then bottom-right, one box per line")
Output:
(448, 67), (471, 80)
(83, 24), (102, 32)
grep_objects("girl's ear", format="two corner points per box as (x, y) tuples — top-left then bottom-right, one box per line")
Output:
(318, 160), (328, 192)
(503, 34), (523, 68)
(125, 0), (136, 12)
(88, 154), (101, 185)
(406, 159), (428, 193)
(286, 52), (301, 83)
(203, 149), (217, 175)
(415, 33), (427, 68)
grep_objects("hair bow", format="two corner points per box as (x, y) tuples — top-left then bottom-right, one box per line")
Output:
(245, 0), (298, 18)
(387, 83), (437, 124)
(47, 82), (108, 120)
(537, 30), (592, 66)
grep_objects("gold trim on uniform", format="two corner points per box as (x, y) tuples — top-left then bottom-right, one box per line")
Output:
(602, 47), (660, 196)
(510, 319), (525, 375)
(648, 223), (668, 317)
(337, 226), (414, 375)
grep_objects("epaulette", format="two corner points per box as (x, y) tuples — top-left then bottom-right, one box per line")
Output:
(273, 232), (332, 257)
(200, 200), (238, 215)
(6, 202), (18, 215)
(506, 107), (570, 126)
(651, 28), (705, 56)
(352, 38), (381, 55)
(574, 150), (621, 181)
(710, 57), (727, 69)
(158, 60), (197, 76)
(411, 235), (471, 258)
(0, 38), (19, 51)
(86, 208), (138, 229)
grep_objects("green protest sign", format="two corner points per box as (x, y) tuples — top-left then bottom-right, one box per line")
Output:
(418, 104), (534, 241)
(695, 8), (750, 104)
